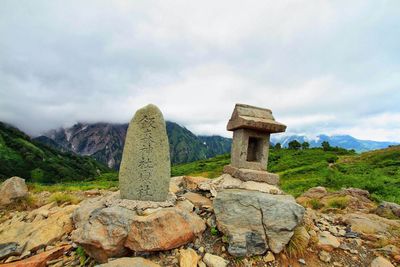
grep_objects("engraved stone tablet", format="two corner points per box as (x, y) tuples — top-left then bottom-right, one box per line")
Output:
(119, 104), (171, 201)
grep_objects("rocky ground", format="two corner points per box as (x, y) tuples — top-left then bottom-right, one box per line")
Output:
(0, 176), (399, 267)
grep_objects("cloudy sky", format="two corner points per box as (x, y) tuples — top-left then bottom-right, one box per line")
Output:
(1, 1), (399, 141)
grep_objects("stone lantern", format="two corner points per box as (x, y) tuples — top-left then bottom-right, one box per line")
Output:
(223, 104), (286, 185)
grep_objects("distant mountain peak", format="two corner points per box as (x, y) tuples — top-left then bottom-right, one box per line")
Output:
(272, 134), (398, 152)
(35, 121), (232, 169)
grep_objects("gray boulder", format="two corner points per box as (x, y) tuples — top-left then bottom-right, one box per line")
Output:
(72, 206), (135, 263)
(0, 242), (22, 260)
(375, 201), (400, 218)
(0, 176), (28, 206)
(214, 189), (304, 256)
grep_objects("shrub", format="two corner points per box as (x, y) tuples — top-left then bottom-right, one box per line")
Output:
(285, 226), (309, 258)
(327, 196), (349, 209)
(308, 198), (324, 210)
(76, 246), (87, 266)
(326, 155), (338, 164)
(49, 192), (80, 204)
(210, 227), (219, 236)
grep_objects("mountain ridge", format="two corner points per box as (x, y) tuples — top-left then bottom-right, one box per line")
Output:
(272, 134), (398, 152)
(33, 122), (398, 169)
(35, 121), (232, 169)
(0, 121), (109, 182)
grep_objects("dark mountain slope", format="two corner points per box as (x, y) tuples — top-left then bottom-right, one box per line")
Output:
(35, 121), (232, 169)
(0, 122), (109, 183)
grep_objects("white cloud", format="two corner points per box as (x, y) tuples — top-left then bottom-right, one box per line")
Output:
(0, 0), (399, 142)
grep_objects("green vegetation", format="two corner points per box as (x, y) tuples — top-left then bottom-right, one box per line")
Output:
(76, 246), (88, 266)
(2, 122), (398, 205)
(171, 145), (400, 204)
(48, 192), (81, 204)
(171, 154), (230, 178)
(210, 227), (219, 236)
(326, 196), (350, 209)
(0, 122), (110, 183)
(166, 122), (231, 164)
(284, 226), (309, 258)
(308, 198), (324, 210)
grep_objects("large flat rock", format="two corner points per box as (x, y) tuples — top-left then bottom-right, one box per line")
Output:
(214, 189), (304, 256)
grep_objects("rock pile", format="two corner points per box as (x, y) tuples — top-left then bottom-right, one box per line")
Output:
(71, 191), (206, 263)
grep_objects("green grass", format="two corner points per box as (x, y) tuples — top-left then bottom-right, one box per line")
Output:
(171, 153), (230, 178)
(170, 146), (400, 204)
(326, 196), (350, 209)
(308, 198), (324, 210)
(48, 192), (81, 204)
(23, 145), (400, 204)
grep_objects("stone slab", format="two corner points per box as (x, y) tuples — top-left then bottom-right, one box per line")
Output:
(227, 104), (286, 133)
(223, 165), (279, 185)
(119, 104), (171, 202)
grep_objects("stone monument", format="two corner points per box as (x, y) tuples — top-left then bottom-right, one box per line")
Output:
(213, 103), (304, 257)
(119, 104), (171, 202)
(223, 103), (286, 184)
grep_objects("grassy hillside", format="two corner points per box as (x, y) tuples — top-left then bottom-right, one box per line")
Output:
(0, 122), (110, 183)
(172, 146), (400, 204)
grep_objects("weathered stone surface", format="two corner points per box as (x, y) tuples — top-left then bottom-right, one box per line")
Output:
(125, 207), (206, 252)
(0, 242), (22, 260)
(317, 231), (340, 251)
(340, 188), (370, 198)
(176, 199), (195, 212)
(223, 165), (279, 184)
(227, 104), (286, 133)
(211, 174), (282, 195)
(72, 193), (115, 229)
(179, 248), (199, 267)
(0, 245), (70, 267)
(105, 191), (175, 211)
(119, 104), (170, 202)
(182, 176), (210, 191)
(72, 193), (204, 263)
(170, 176), (184, 194)
(342, 213), (400, 235)
(319, 250), (331, 263)
(203, 253), (229, 267)
(183, 192), (212, 208)
(72, 206), (135, 263)
(375, 201), (400, 218)
(300, 186), (328, 199)
(214, 189), (304, 256)
(263, 251), (275, 262)
(230, 128), (270, 171)
(0, 205), (77, 254)
(297, 187), (376, 212)
(0, 176), (28, 206)
(370, 256), (395, 267)
(97, 257), (161, 267)
(26, 202), (57, 221)
(227, 104), (286, 172)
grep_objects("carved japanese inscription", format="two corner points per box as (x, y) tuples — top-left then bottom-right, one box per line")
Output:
(119, 104), (171, 201)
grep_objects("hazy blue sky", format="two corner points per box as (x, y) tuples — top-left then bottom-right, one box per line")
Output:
(1, 1), (399, 141)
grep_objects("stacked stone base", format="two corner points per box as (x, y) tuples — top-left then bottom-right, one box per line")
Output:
(223, 165), (279, 185)
(71, 191), (205, 263)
